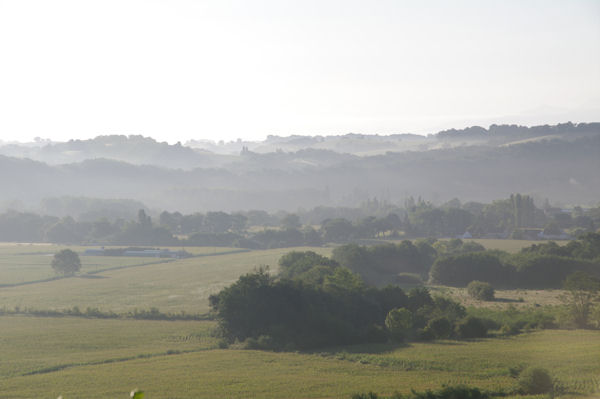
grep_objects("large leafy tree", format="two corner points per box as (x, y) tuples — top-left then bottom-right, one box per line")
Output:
(562, 271), (600, 328)
(51, 249), (81, 275)
(385, 307), (413, 342)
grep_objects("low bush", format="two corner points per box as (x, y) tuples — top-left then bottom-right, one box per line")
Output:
(416, 327), (436, 341)
(500, 323), (521, 336)
(351, 385), (489, 399)
(467, 306), (558, 332)
(244, 335), (278, 350)
(426, 317), (453, 339)
(429, 252), (511, 287)
(467, 281), (495, 301)
(352, 393), (380, 399)
(518, 367), (553, 395)
(455, 316), (488, 339)
(411, 385), (488, 399)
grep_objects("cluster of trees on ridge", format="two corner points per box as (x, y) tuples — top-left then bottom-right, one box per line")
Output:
(330, 233), (600, 290)
(210, 246), (600, 350)
(428, 233), (600, 289)
(0, 194), (598, 247)
(209, 254), (487, 350)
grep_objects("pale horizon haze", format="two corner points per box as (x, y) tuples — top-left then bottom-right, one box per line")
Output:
(0, 0), (599, 144)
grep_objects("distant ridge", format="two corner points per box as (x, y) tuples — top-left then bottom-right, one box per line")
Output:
(1, 122), (598, 212)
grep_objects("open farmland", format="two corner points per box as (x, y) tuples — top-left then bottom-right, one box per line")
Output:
(0, 243), (245, 286)
(0, 245), (331, 313)
(463, 239), (567, 253)
(0, 322), (597, 399)
(436, 286), (566, 309)
(0, 244), (598, 398)
(0, 315), (219, 378)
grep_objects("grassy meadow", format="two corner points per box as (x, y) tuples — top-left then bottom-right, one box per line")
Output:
(0, 245), (331, 313)
(0, 244), (246, 286)
(0, 321), (598, 399)
(461, 239), (562, 253)
(0, 242), (598, 398)
(436, 286), (566, 309)
(0, 315), (219, 378)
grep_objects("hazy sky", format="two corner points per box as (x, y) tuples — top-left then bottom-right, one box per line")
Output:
(0, 0), (599, 143)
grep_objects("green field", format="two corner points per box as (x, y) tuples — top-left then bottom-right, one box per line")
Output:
(0, 244), (598, 398)
(0, 245), (331, 313)
(0, 244), (245, 286)
(463, 239), (565, 253)
(0, 315), (219, 378)
(0, 317), (597, 399)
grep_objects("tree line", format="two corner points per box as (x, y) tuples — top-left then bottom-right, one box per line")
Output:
(0, 195), (598, 247)
(429, 233), (600, 289)
(328, 233), (600, 290)
(210, 234), (600, 350)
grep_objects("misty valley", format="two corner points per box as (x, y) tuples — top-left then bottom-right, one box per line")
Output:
(0, 123), (599, 398)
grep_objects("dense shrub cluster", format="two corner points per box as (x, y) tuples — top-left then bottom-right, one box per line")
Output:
(455, 316), (488, 339)
(351, 385), (490, 399)
(521, 232), (600, 260)
(278, 251), (340, 283)
(467, 306), (557, 334)
(351, 369), (555, 399)
(517, 367), (554, 395)
(429, 252), (509, 287)
(210, 252), (489, 350)
(211, 234), (599, 348)
(0, 306), (207, 321)
(210, 268), (393, 349)
(332, 241), (436, 285)
(467, 281), (495, 301)
(429, 234), (600, 288)
(515, 255), (596, 288)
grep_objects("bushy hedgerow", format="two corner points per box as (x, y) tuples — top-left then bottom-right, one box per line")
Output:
(426, 317), (453, 339)
(520, 233), (600, 260)
(211, 252), (489, 349)
(430, 250), (600, 289)
(467, 306), (558, 332)
(332, 241), (435, 285)
(510, 253), (599, 288)
(429, 252), (511, 287)
(351, 385), (489, 399)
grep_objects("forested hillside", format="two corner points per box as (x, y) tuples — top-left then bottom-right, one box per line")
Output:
(1, 123), (598, 212)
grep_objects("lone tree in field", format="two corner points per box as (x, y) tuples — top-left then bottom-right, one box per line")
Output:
(467, 280), (495, 301)
(51, 249), (81, 275)
(562, 271), (600, 328)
